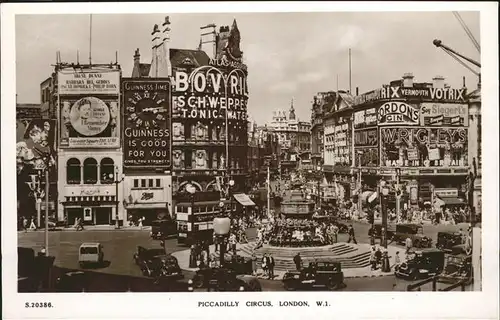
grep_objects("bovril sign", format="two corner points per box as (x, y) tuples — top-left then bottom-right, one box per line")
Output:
(378, 102), (419, 126)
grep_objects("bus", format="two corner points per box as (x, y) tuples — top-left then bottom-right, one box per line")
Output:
(175, 199), (235, 246)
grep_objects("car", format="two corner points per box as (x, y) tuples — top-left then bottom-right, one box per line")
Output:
(436, 231), (464, 251)
(368, 224), (395, 240)
(439, 253), (472, 284)
(282, 261), (346, 291)
(55, 271), (86, 292)
(133, 246), (183, 280)
(394, 248), (445, 280)
(191, 266), (261, 291)
(392, 223), (432, 248)
(150, 219), (177, 240)
(79, 243), (104, 268)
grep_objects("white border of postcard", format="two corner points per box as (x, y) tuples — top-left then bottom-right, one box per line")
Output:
(2, 2), (499, 320)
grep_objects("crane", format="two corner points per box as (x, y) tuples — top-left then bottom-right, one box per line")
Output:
(432, 39), (481, 77)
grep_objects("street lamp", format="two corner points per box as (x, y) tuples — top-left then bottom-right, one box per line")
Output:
(228, 179), (235, 220)
(380, 180), (391, 273)
(214, 201), (230, 268)
(316, 165), (322, 212)
(109, 167), (124, 229)
(185, 183), (197, 268)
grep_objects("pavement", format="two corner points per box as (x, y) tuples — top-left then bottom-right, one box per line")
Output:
(19, 225), (152, 232)
(171, 241), (401, 280)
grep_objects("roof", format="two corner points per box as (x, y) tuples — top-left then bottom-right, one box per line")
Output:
(170, 48), (210, 68)
(80, 242), (100, 247)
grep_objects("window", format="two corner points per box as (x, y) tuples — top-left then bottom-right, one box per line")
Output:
(100, 158), (115, 184)
(156, 179), (161, 188)
(67, 158), (81, 184)
(184, 122), (192, 139)
(83, 158), (98, 184)
(185, 150), (192, 169)
(141, 179), (146, 188)
(133, 179), (139, 188)
(148, 179), (154, 188)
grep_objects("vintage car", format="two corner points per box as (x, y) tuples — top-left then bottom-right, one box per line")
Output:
(133, 246), (183, 280)
(439, 253), (472, 284)
(395, 248), (445, 280)
(55, 271), (87, 292)
(392, 224), (432, 248)
(191, 266), (261, 291)
(282, 261), (346, 291)
(79, 243), (104, 268)
(150, 219), (177, 240)
(436, 231), (464, 251)
(368, 224), (395, 240)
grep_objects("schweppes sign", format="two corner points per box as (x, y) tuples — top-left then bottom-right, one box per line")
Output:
(378, 102), (419, 126)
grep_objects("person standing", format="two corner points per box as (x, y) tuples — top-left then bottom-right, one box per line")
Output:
(293, 252), (302, 271)
(347, 224), (357, 244)
(405, 236), (413, 254)
(261, 253), (268, 277)
(370, 246), (377, 270)
(29, 216), (37, 231)
(332, 224), (339, 244)
(268, 254), (275, 279)
(392, 251), (401, 269)
(23, 216), (28, 232)
(251, 252), (258, 276)
(229, 233), (237, 255)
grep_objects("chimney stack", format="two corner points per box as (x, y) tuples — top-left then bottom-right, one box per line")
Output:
(462, 76), (466, 88)
(402, 73), (414, 87)
(355, 87), (359, 96)
(432, 75), (445, 89)
(131, 48), (141, 78)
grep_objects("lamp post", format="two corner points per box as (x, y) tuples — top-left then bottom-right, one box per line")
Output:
(357, 151), (363, 219)
(316, 165), (322, 212)
(228, 178), (235, 222)
(380, 180), (390, 248)
(214, 201), (230, 268)
(395, 168), (401, 222)
(186, 183), (197, 268)
(109, 167), (124, 229)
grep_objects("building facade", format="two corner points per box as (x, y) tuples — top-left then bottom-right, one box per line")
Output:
(344, 73), (473, 212)
(311, 93), (329, 167)
(56, 64), (123, 225)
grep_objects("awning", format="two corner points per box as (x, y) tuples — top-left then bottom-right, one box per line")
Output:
(440, 197), (466, 206)
(233, 193), (256, 206)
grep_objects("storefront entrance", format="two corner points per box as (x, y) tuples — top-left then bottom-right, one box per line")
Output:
(95, 207), (112, 225)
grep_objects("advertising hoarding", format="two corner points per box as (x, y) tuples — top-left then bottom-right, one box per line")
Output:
(354, 128), (378, 147)
(380, 127), (468, 167)
(354, 86), (467, 106)
(59, 97), (120, 148)
(420, 103), (469, 126)
(58, 70), (120, 95)
(378, 102), (420, 126)
(355, 147), (379, 167)
(122, 79), (172, 168)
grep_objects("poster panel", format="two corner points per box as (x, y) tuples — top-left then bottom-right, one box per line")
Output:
(122, 79), (172, 168)
(58, 70), (120, 95)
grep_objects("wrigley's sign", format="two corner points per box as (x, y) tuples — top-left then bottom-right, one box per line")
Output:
(354, 86), (467, 105)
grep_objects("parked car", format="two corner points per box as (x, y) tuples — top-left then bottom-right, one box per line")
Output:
(395, 248), (445, 280)
(55, 271), (86, 292)
(191, 266), (261, 291)
(436, 231), (463, 251)
(282, 261), (346, 291)
(439, 253), (472, 284)
(133, 246), (183, 280)
(79, 243), (104, 268)
(392, 223), (432, 248)
(368, 224), (395, 240)
(150, 219), (177, 240)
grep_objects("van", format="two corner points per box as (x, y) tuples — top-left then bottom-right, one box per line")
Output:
(79, 243), (104, 268)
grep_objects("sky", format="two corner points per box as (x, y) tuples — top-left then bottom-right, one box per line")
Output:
(16, 11), (480, 125)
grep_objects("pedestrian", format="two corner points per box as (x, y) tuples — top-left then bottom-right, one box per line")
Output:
(29, 216), (37, 231)
(332, 224), (339, 244)
(64, 213), (68, 228)
(251, 252), (258, 276)
(268, 254), (275, 279)
(76, 217), (84, 231)
(392, 251), (401, 269)
(261, 253), (268, 277)
(405, 236), (413, 254)
(370, 246), (377, 270)
(213, 234), (219, 252)
(293, 252), (302, 271)
(138, 217), (143, 229)
(229, 233), (237, 255)
(375, 247), (382, 268)
(347, 224), (357, 244)
(23, 216), (28, 232)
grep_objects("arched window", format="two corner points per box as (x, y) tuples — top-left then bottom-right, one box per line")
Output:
(67, 158), (81, 184)
(100, 158), (115, 184)
(83, 158), (98, 184)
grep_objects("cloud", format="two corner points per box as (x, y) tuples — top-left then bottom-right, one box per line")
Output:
(268, 81), (298, 93)
(298, 71), (327, 84)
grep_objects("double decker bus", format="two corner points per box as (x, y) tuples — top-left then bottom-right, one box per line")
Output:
(175, 199), (235, 246)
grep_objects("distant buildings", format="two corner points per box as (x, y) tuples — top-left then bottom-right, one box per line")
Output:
(16, 103), (40, 120)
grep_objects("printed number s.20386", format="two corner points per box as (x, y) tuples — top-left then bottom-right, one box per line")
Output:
(25, 302), (53, 308)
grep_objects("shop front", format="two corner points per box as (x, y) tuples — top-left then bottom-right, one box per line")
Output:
(123, 175), (173, 226)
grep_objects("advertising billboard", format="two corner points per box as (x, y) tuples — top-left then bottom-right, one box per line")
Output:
(58, 70), (120, 95)
(172, 58), (249, 122)
(59, 97), (120, 148)
(420, 103), (469, 127)
(378, 102), (420, 126)
(354, 86), (467, 106)
(16, 119), (56, 170)
(380, 127), (468, 168)
(122, 79), (172, 168)
(354, 128), (378, 147)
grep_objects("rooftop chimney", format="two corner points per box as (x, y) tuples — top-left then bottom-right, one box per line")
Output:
(402, 73), (414, 87)
(149, 17), (172, 78)
(355, 87), (359, 96)
(131, 48), (141, 78)
(432, 75), (445, 89)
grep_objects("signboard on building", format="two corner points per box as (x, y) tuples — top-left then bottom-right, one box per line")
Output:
(380, 127), (468, 167)
(59, 97), (120, 148)
(58, 70), (120, 95)
(122, 79), (172, 168)
(420, 103), (469, 127)
(16, 119), (57, 170)
(378, 102), (419, 126)
(354, 86), (467, 106)
(354, 128), (378, 147)
(172, 58), (249, 121)
(355, 147), (379, 167)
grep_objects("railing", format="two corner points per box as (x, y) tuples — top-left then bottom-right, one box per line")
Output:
(406, 276), (470, 291)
